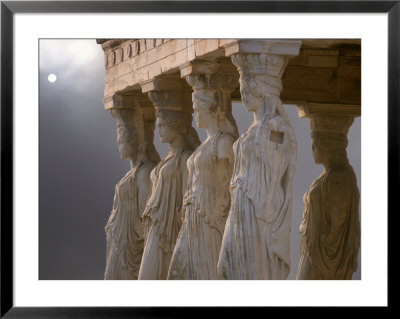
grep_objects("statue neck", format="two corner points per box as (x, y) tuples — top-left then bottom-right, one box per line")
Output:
(169, 134), (185, 154)
(253, 103), (267, 122)
(206, 117), (219, 138)
(322, 153), (350, 171)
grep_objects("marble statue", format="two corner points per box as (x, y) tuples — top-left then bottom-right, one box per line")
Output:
(297, 115), (360, 280)
(168, 88), (239, 280)
(104, 107), (160, 280)
(218, 53), (297, 280)
(138, 109), (200, 280)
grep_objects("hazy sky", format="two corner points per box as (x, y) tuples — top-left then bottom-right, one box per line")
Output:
(39, 39), (361, 280)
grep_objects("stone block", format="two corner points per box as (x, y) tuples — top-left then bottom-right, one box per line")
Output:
(104, 69), (114, 84)
(113, 62), (133, 79)
(112, 73), (135, 93)
(136, 51), (149, 69)
(307, 55), (338, 68)
(136, 67), (149, 84)
(224, 39), (302, 57)
(156, 39), (188, 60)
(187, 43), (195, 60)
(219, 39), (235, 48)
(146, 39), (155, 50)
(159, 50), (188, 73)
(281, 66), (338, 103)
(194, 39), (220, 57)
(147, 48), (158, 65)
(147, 62), (163, 80)
(139, 39), (146, 54)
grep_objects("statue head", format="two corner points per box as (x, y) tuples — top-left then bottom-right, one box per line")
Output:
(311, 132), (349, 167)
(192, 89), (239, 138)
(310, 115), (353, 168)
(192, 90), (219, 128)
(110, 108), (138, 159)
(239, 76), (265, 113)
(156, 109), (201, 151)
(111, 107), (160, 164)
(232, 53), (285, 117)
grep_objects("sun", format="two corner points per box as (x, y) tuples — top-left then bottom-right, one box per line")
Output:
(48, 74), (57, 83)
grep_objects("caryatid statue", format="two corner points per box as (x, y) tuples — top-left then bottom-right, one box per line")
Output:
(138, 79), (200, 280)
(218, 40), (301, 280)
(168, 60), (239, 280)
(104, 94), (160, 280)
(297, 114), (360, 280)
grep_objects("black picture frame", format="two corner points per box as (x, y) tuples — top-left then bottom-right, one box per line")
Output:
(1, 1), (396, 317)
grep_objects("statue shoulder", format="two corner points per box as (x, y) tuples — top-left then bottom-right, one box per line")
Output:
(326, 167), (357, 189)
(323, 168), (358, 208)
(137, 162), (154, 183)
(181, 149), (193, 163)
(180, 149), (193, 170)
(182, 148), (194, 160)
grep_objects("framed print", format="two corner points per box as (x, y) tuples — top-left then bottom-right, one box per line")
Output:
(1, 1), (397, 317)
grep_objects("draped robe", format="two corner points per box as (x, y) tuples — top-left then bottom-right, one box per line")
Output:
(297, 167), (360, 280)
(139, 149), (191, 280)
(168, 132), (233, 280)
(218, 113), (296, 280)
(104, 162), (154, 280)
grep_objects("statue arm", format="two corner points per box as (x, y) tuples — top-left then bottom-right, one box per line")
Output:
(179, 152), (191, 222)
(180, 152), (191, 195)
(110, 189), (118, 212)
(137, 166), (153, 216)
(213, 135), (235, 228)
(215, 158), (232, 209)
(323, 171), (355, 256)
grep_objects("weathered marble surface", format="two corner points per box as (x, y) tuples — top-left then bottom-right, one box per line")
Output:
(138, 109), (200, 280)
(104, 107), (160, 280)
(297, 115), (360, 280)
(168, 63), (239, 279)
(218, 50), (298, 280)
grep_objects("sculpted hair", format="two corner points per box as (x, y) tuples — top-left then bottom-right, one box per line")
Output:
(142, 108), (161, 165)
(156, 109), (201, 151)
(110, 108), (160, 164)
(311, 131), (349, 167)
(312, 131), (348, 149)
(192, 90), (239, 139)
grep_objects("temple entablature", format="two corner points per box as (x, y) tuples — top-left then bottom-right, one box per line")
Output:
(98, 39), (360, 110)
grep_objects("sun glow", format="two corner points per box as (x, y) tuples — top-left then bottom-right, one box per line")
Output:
(47, 74), (57, 83)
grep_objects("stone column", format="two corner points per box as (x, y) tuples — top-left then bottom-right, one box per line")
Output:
(103, 93), (159, 280)
(141, 75), (194, 114)
(104, 92), (154, 110)
(103, 93), (160, 172)
(139, 76), (201, 280)
(166, 60), (239, 280)
(218, 40), (302, 280)
(180, 58), (239, 121)
(296, 103), (361, 280)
